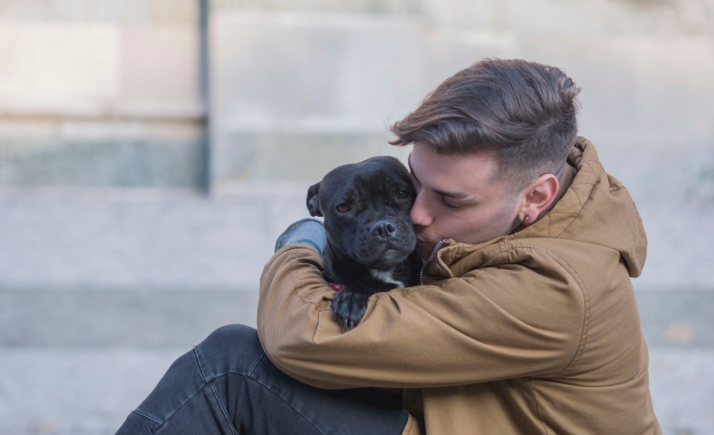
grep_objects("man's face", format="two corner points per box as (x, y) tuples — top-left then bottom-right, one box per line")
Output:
(408, 141), (521, 259)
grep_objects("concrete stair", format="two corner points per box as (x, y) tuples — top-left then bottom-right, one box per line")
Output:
(0, 185), (712, 435)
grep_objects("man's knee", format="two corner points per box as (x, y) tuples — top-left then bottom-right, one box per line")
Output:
(194, 324), (264, 380)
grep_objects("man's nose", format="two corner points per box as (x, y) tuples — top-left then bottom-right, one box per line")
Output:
(410, 193), (433, 227)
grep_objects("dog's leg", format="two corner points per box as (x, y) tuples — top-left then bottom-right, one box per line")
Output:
(332, 288), (371, 331)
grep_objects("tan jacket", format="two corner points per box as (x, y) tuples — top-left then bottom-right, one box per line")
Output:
(258, 137), (661, 435)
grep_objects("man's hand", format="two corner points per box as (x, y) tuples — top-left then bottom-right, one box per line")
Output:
(274, 218), (326, 256)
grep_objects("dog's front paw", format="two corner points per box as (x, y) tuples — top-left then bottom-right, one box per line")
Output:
(332, 289), (369, 332)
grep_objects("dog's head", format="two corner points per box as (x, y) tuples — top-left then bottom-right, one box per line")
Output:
(307, 156), (417, 271)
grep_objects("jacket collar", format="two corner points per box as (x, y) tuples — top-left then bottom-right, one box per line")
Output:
(421, 137), (647, 281)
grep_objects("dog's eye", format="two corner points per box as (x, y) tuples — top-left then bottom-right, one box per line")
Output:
(397, 189), (410, 199)
(336, 203), (350, 213)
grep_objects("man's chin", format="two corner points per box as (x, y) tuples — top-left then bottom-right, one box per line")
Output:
(416, 242), (435, 260)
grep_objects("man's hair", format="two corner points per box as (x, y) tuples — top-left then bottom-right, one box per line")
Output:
(390, 58), (581, 192)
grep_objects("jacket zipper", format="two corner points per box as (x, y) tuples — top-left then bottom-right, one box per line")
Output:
(419, 239), (448, 285)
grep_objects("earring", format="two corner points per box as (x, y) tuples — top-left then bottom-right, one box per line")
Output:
(522, 215), (531, 227)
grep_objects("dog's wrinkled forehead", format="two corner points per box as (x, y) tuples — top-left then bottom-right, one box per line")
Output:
(305, 156), (413, 218)
(321, 157), (411, 204)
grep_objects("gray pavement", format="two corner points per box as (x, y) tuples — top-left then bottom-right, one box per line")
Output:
(0, 185), (713, 435)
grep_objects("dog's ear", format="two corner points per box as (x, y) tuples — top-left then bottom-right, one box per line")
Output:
(306, 182), (322, 217)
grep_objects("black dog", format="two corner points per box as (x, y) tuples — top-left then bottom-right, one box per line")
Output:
(307, 156), (421, 331)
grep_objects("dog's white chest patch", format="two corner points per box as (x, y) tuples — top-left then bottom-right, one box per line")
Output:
(369, 269), (405, 288)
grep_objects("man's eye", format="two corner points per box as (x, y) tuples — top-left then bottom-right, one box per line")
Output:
(443, 199), (462, 210)
(336, 203), (350, 212)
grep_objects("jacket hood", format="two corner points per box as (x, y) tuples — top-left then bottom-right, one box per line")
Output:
(431, 137), (648, 278)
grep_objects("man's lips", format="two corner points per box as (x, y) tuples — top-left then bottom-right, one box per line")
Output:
(416, 238), (433, 252)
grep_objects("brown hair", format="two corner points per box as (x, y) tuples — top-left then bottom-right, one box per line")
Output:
(390, 59), (581, 192)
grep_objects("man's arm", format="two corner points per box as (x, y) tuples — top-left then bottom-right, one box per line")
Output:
(257, 244), (586, 390)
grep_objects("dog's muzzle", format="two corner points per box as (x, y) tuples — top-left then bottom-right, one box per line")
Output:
(355, 218), (416, 268)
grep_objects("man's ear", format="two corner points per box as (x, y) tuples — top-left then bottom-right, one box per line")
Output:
(306, 182), (323, 217)
(518, 174), (560, 222)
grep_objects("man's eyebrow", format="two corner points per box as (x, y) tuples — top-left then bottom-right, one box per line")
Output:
(434, 188), (469, 199)
(408, 153), (469, 199)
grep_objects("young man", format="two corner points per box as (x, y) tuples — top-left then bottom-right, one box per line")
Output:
(117, 59), (661, 434)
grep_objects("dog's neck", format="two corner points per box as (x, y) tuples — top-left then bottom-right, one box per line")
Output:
(368, 269), (405, 288)
(322, 242), (418, 292)
(322, 242), (373, 285)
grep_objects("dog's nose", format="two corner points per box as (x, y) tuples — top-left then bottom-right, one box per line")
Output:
(371, 220), (398, 240)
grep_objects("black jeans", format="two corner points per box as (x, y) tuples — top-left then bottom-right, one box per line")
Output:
(116, 324), (408, 434)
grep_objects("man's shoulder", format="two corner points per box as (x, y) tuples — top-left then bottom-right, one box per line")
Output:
(442, 237), (630, 304)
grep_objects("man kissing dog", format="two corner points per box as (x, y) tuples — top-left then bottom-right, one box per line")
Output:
(303, 156), (422, 331)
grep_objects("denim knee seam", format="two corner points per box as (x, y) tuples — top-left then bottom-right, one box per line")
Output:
(131, 409), (163, 426)
(246, 352), (265, 377)
(193, 346), (238, 435)
(193, 346), (209, 383)
(139, 375), (239, 434)
(243, 375), (328, 435)
(129, 373), (329, 435)
(209, 381), (237, 435)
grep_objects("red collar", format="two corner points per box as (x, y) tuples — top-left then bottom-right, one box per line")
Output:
(329, 282), (346, 292)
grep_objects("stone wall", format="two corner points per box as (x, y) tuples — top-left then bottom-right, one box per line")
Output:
(0, 0), (205, 187)
(0, 0), (712, 202)
(210, 0), (714, 203)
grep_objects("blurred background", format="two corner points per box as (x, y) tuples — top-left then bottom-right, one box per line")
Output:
(0, 0), (712, 434)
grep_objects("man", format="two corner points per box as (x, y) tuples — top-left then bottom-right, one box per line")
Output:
(117, 59), (661, 434)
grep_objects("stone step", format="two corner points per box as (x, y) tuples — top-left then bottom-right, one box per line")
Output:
(0, 186), (310, 291)
(0, 348), (183, 435)
(0, 347), (711, 435)
(1, 287), (712, 435)
(1, 287), (712, 349)
(0, 288), (257, 349)
(0, 188), (712, 291)
(0, 187), (711, 435)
